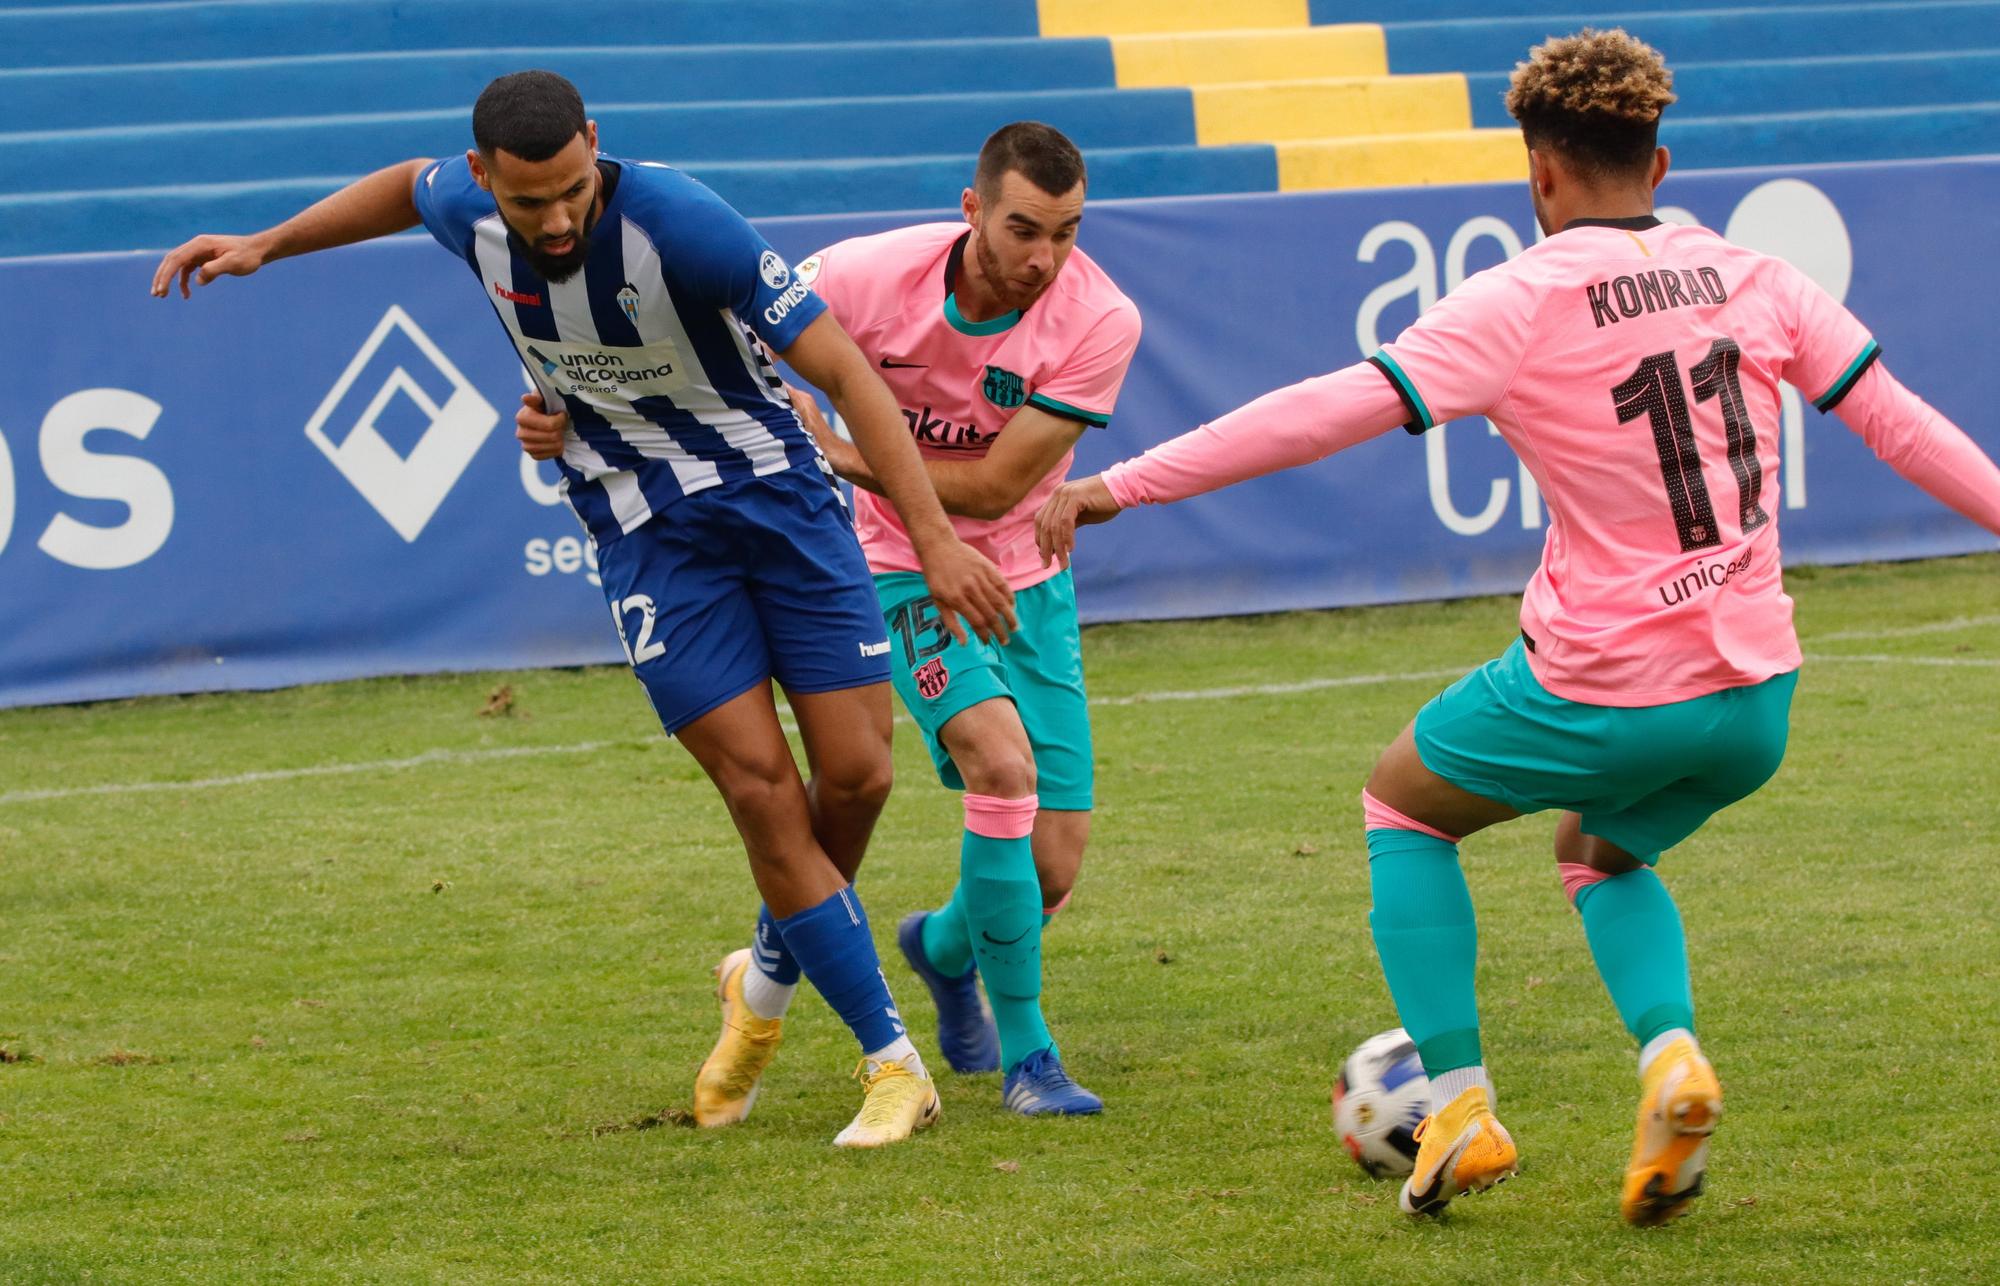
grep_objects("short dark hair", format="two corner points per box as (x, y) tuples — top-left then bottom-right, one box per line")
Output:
(975, 121), (1087, 199)
(472, 70), (587, 162)
(1505, 28), (1676, 177)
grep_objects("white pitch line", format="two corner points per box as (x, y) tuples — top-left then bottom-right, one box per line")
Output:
(1801, 652), (2000, 668)
(0, 739), (632, 806)
(1087, 667), (1470, 706)
(1, 653), (1989, 808)
(1803, 613), (2000, 643)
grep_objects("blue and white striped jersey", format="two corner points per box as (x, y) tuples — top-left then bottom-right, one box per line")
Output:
(413, 154), (827, 546)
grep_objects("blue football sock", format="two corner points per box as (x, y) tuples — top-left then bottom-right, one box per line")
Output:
(775, 886), (906, 1054)
(1367, 827), (1483, 1076)
(753, 904), (800, 984)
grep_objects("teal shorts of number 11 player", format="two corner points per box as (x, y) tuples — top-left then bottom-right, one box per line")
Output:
(873, 569), (1094, 811)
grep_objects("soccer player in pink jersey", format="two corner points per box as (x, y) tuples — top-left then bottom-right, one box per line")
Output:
(781, 123), (1142, 1116)
(1037, 30), (2000, 1222)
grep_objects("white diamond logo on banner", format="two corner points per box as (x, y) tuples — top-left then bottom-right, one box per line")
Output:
(304, 305), (498, 542)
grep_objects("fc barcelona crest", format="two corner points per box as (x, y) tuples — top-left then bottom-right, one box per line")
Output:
(913, 657), (951, 700)
(982, 364), (1025, 409)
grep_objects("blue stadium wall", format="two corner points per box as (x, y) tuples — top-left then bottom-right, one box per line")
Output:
(1, 157), (1995, 708)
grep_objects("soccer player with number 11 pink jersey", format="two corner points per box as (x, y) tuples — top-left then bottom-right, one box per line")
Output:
(1038, 30), (2000, 1227)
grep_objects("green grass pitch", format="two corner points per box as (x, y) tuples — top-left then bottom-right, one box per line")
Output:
(0, 555), (1994, 1283)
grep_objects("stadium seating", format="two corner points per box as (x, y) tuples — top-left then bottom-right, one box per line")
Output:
(1, 0), (1995, 257)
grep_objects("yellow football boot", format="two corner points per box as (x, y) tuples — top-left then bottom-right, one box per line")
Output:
(830, 1057), (941, 1149)
(1622, 1037), (1721, 1227)
(1399, 1085), (1519, 1216)
(692, 948), (782, 1128)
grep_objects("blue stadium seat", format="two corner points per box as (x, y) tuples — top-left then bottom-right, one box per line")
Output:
(1383, 3), (2000, 73)
(1, 0), (1995, 258)
(0, 0), (1042, 67)
(0, 40), (1121, 132)
(1467, 51), (2000, 127)
(0, 89), (1200, 193)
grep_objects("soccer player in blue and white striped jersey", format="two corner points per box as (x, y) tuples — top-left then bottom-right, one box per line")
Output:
(151, 71), (1016, 1148)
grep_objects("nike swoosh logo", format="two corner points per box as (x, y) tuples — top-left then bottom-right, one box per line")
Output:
(879, 358), (927, 369)
(980, 928), (1031, 946)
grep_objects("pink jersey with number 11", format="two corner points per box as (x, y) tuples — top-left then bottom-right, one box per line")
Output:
(801, 222), (1142, 590)
(1104, 216), (2000, 705)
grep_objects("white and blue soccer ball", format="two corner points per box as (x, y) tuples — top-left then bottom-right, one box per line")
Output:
(1331, 1027), (1431, 1179)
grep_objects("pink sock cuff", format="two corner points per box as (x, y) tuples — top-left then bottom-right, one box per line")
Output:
(1043, 891), (1072, 918)
(964, 792), (1038, 839)
(1559, 862), (1612, 906)
(1360, 789), (1460, 843)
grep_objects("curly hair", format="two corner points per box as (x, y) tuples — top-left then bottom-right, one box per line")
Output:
(1505, 28), (1676, 176)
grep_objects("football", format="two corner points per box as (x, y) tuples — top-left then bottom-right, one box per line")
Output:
(1331, 1028), (1431, 1179)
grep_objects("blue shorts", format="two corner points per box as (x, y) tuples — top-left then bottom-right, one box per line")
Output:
(1413, 639), (1797, 863)
(593, 467), (890, 734)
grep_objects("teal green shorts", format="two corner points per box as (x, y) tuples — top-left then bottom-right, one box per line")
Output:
(1413, 639), (1798, 863)
(874, 569), (1093, 810)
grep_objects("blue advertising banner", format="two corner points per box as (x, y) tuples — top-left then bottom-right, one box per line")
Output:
(1, 156), (1994, 708)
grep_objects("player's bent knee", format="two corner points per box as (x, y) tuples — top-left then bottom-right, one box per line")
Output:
(818, 752), (893, 811)
(710, 754), (801, 822)
(957, 749), (1036, 801)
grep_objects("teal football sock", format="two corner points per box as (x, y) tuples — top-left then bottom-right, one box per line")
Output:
(1575, 867), (1695, 1047)
(1367, 827), (1483, 1076)
(961, 794), (1051, 1071)
(920, 887), (974, 980)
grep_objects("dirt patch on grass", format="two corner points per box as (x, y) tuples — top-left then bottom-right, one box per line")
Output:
(576, 1106), (697, 1138)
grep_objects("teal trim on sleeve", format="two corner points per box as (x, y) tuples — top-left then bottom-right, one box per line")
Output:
(1812, 339), (1881, 412)
(1027, 392), (1110, 427)
(943, 291), (1023, 336)
(1368, 349), (1435, 433)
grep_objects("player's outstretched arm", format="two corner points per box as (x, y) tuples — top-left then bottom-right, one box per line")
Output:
(1035, 474), (1120, 570)
(781, 314), (1017, 645)
(1035, 360), (1411, 567)
(1835, 363), (2000, 539)
(150, 158), (432, 299)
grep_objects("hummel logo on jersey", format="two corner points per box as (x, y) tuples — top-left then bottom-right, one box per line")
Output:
(303, 305), (499, 543)
(493, 281), (542, 306)
(880, 357), (927, 369)
(860, 640), (891, 658)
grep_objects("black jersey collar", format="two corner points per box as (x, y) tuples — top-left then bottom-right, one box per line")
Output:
(1561, 214), (1664, 233)
(941, 230), (1025, 336)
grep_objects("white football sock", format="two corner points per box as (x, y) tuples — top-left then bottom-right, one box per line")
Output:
(740, 965), (796, 1020)
(1430, 1064), (1494, 1113)
(1639, 1028), (1698, 1078)
(865, 1036), (926, 1079)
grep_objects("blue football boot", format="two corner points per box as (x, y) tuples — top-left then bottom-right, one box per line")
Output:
(897, 910), (1000, 1074)
(1002, 1046), (1103, 1116)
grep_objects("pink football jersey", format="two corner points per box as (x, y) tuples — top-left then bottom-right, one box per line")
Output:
(1367, 217), (1881, 704)
(1108, 216), (2000, 706)
(802, 222), (1141, 590)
